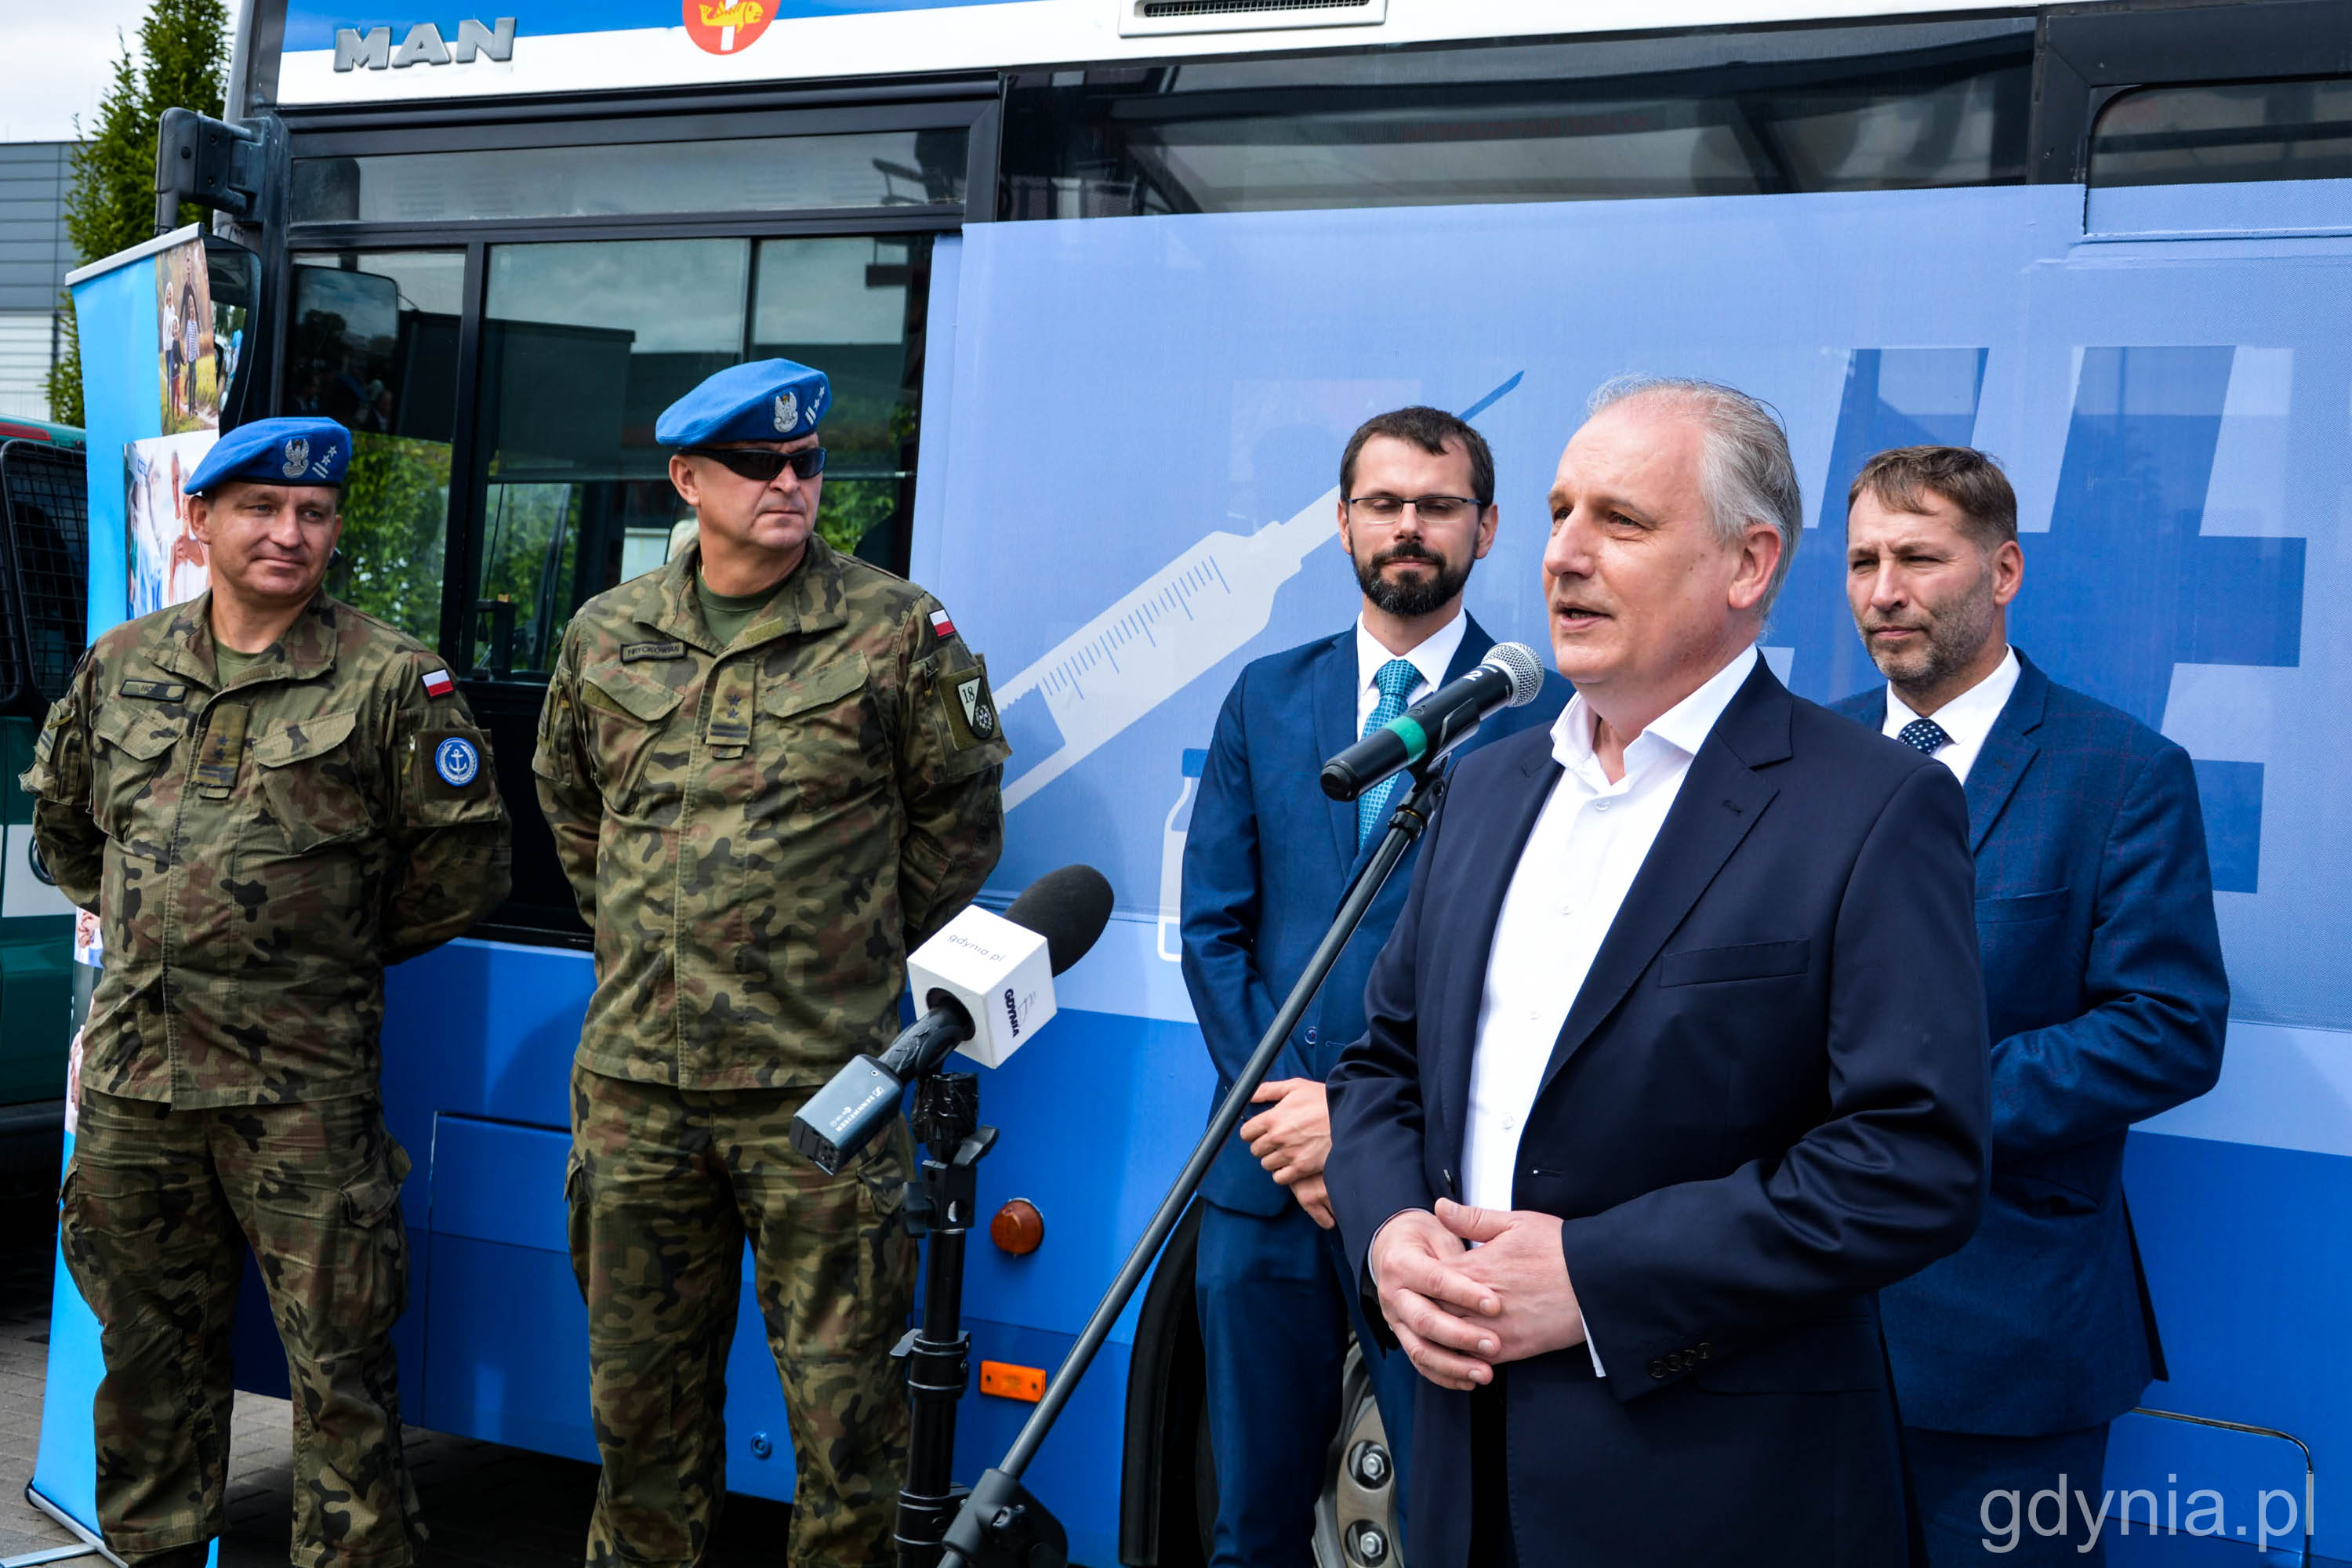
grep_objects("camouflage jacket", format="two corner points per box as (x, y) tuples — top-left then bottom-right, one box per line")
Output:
(534, 538), (1008, 1090)
(21, 593), (512, 1108)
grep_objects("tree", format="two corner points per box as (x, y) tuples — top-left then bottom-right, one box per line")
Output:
(45, 0), (230, 427)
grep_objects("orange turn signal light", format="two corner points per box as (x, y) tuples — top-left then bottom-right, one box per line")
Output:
(990, 1198), (1045, 1255)
(979, 1360), (1047, 1403)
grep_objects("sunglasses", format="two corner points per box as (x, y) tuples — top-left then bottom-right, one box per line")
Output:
(680, 445), (827, 483)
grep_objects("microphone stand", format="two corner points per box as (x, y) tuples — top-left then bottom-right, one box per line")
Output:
(936, 760), (1454, 1568)
(895, 1070), (997, 1568)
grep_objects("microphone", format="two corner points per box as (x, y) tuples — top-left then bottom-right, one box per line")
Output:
(1319, 641), (1545, 803)
(789, 866), (1114, 1174)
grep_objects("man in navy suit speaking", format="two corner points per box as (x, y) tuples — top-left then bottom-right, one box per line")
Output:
(1833, 446), (2227, 1565)
(1180, 406), (1568, 1566)
(1326, 379), (1991, 1566)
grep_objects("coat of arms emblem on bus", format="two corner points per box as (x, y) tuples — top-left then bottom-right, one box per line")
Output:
(685, 0), (768, 54)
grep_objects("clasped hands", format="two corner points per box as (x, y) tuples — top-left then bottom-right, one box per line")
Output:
(1368, 1200), (1587, 1391)
(1243, 1082), (1585, 1389)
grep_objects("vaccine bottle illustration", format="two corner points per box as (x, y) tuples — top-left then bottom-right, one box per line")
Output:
(1159, 748), (1208, 962)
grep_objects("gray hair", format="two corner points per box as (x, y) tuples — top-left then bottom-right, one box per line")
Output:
(1585, 375), (1803, 616)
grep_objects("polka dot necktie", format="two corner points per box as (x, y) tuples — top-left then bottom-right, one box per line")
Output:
(1898, 717), (1954, 755)
(1358, 659), (1422, 846)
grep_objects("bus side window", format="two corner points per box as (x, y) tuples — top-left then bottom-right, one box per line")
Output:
(2089, 78), (2352, 187)
(466, 233), (931, 685)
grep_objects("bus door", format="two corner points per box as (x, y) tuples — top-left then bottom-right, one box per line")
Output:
(239, 100), (990, 1490)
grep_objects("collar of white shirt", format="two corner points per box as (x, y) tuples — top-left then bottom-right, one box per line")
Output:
(1355, 610), (1470, 717)
(1552, 644), (1760, 785)
(1882, 644), (2020, 785)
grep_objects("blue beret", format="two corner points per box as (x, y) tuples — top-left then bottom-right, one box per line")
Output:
(184, 416), (351, 495)
(655, 358), (829, 447)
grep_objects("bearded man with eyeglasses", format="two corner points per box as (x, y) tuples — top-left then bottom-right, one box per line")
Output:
(533, 358), (1010, 1568)
(1179, 405), (1568, 1568)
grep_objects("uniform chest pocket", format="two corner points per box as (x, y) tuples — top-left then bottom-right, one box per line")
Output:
(753, 656), (883, 818)
(88, 701), (183, 842)
(580, 660), (690, 822)
(251, 710), (372, 854)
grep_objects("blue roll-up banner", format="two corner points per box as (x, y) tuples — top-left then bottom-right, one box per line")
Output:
(34, 225), (223, 1568)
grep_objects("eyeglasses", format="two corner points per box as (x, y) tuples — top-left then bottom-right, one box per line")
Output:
(679, 445), (827, 483)
(1345, 494), (1483, 526)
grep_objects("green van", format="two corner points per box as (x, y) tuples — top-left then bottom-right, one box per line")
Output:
(0, 429), (88, 1132)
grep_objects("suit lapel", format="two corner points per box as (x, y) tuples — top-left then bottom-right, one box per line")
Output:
(1965, 655), (2047, 854)
(1312, 632), (1363, 871)
(1443, 613), (1495, 687)
(1534, 662), (1789, 1102)
(1436, 739), (1563, 1153)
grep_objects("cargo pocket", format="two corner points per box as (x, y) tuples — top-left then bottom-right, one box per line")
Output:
(54, 1167), (100, 1313)
(336, 1142), (413, 1337)
(564, 1149), (592, 1300)
(252, 709), (369, 853)
(848, 1121), (910, 1225)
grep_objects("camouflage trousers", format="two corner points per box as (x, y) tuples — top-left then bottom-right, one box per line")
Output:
(60, 1089), (422, 1568)
(568, 1062), (918, 1568)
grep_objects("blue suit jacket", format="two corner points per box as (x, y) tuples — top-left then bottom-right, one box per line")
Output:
(1834, 652), (2228, 1436)
(1327, 661), (1990, 1567)
(1179, 614), (1570, 1215)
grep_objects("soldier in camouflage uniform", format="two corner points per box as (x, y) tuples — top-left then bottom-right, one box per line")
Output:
(534, 359), (1007, 1568)
(20, 417), (512, 1568)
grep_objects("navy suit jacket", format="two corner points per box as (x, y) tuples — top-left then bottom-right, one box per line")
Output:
(1327, 660), (1991, 1568)
(1833, 652), (2228, 1436)
(1180, 614), (1570, 1215)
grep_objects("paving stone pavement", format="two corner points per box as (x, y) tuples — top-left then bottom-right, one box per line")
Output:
(0, 1142), (798, 1567)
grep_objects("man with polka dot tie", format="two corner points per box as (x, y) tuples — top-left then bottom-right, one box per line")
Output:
(1834, 445), (2230, 1566)
(1180, 407), (1567, 1567)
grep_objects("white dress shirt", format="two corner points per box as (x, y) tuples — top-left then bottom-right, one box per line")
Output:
(1883, 645), (2020, 787)
(1355, 611), (1468, 735)
(1463, 645), (1759, 1376)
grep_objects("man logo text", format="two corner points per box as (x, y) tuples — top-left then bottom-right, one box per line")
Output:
(336, 18), (517, 71)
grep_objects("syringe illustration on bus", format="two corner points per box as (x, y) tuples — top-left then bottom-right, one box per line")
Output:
(993, 372), (1526, 817)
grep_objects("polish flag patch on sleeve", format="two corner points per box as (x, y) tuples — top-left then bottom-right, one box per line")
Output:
(421, 668), (456, 699)
(928, 609), (956, 641)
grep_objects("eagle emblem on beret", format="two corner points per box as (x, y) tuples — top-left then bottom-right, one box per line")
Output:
(772, 391), (798, 433)
(281, 437), (310, 478)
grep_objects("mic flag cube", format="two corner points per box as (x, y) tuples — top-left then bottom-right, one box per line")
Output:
(909, 904), (1057, 1069)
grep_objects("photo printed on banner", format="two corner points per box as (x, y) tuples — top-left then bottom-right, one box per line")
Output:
(125, 430), (219, 615)
(157, 238), (220, 434)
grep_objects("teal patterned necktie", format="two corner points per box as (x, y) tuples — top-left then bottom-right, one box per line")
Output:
(1358, 658), (1421, 845)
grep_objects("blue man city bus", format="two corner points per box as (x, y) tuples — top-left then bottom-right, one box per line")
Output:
(34, 0), (2352, 1562)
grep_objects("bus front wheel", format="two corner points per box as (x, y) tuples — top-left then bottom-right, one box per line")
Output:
(1314, 1342), (1404, 1568)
